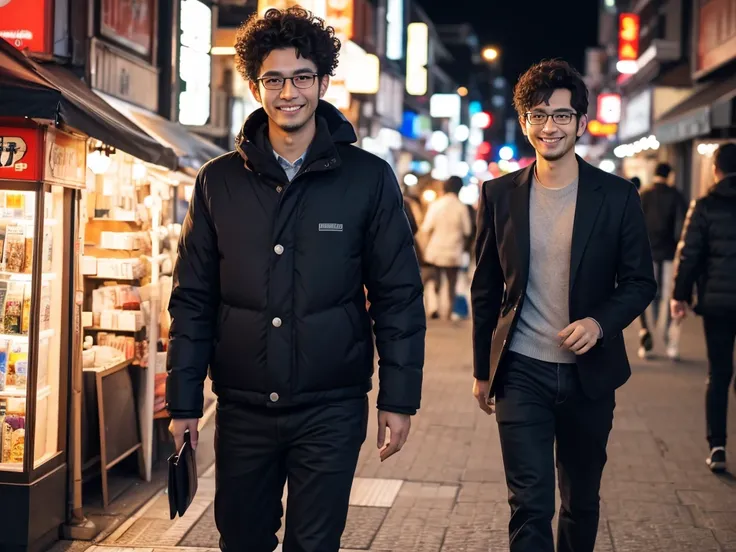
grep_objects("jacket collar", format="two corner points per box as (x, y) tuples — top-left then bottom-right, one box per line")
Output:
(235, 100), (356, 182)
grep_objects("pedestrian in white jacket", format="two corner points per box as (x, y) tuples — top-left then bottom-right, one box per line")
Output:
(421, 176), (473, 319)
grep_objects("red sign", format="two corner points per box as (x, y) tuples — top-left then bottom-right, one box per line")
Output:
(0, 0), (52, 53)
(597, 93), (622, 124)
(101, 0), (155, 57)
(43, 128), (87, 188)
(0, 127), (42, 182)
(697, 0), (736, 76)
(618, 13), (640, 61)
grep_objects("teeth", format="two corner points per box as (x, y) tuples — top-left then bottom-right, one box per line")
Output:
(280, 106), (301, 112)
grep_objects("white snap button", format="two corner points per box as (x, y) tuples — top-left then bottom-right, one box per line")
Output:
(274, 244), (284, 255)
(269, 392), (279, 402)
(272, 317), (282, 328)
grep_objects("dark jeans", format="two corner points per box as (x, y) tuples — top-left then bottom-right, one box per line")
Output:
(495, 352), (615, 552)
(215, 397), (368, 552)
(704, 315), (736, 449)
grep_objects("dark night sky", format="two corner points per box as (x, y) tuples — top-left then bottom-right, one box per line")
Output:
(416, 0), (601, 84)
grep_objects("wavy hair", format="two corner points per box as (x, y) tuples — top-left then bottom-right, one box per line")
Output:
(512, 59), (589, 119)
(234, 6), (341, 83)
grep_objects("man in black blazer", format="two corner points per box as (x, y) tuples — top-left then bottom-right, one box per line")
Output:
(471, 60), (656, 552)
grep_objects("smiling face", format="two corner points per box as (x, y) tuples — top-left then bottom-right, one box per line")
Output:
(249, 47), (329, 134)
(520, 88), (587, 162)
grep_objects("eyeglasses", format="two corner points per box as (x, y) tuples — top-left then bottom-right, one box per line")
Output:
(257, 74), (319, 90)
(525, 111), (577, 125)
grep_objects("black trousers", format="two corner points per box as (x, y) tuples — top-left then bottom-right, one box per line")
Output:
(495, 352), (615, 552)
(703, 315), (736, 448)
(214, 396), (368, 552)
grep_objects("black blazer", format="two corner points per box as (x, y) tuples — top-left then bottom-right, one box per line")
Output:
(471, 157), (656, 399)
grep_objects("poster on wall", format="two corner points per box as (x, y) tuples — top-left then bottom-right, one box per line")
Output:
(0, 127), (41, 182)
(0, 0), (51, 53)
(100, 0), (155, 57)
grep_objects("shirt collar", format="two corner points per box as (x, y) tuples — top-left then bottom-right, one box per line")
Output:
(273, 148), (308, 170)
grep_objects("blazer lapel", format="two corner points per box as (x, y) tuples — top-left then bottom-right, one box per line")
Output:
(510, 164), (533, 287)
(569, 157), (604, 291)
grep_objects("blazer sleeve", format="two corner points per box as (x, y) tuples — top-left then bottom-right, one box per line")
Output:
(672, 199), (708, 303)
(165, 169), (220, 419)
(470, 181), (505, 380)
(589, 184), (657, 345)
(364, 164), (426, 415)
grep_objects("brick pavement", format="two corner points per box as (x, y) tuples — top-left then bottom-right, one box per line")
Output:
(54, 316), (736, 551)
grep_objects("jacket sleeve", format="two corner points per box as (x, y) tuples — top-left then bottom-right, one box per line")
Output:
(672, 199), (707, 303)
(470, 181), (505, 380)
(364, 164), (426, 415)
(165, 169), (220, 419)
(589, 184), (657, 345)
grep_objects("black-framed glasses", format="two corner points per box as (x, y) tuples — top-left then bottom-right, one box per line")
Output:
(257, 74), (319, 90)
(525, 111), (577, 125)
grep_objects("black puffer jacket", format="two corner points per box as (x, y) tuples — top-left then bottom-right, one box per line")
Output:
(640, 182), (687, 262)
(166, 101), (425, 418)
(673, 175), (736, 316)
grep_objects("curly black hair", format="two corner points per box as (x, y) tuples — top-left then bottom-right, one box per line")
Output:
(234, 7), (341, 83)
(512, 59), (589, 119)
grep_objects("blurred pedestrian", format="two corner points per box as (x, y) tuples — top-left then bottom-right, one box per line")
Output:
(630, 176), (641, 191)
(420, 176), (472, 319)
(166, 7), (425, 551)
(638, 162), (687, 360)
(671, 143), (736, 473)
(471, 59), (655, 552)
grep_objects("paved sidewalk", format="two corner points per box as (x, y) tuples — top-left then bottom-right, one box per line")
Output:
(54, 316), (736, 552)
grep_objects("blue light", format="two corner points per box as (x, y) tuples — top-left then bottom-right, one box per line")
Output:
(469, 101), (482, 116)
(499, 145), (515, 161)
(400, 111), (419, 139)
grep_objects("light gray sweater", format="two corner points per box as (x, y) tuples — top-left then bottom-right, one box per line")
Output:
(509, 175), (578, 364)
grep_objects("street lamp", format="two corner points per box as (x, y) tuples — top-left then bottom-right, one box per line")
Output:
(482, 46), (499, 62)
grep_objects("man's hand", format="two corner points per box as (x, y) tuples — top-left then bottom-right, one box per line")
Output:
(558, 318), (602, 355)
(671, 299), (688, 320)
(473, 379), (495, 415)
(169, 418), (199, 451)
(377, 411), (411, 462)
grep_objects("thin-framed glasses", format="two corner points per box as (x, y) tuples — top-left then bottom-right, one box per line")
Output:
(525, 111), (577, 125)
(257, 74), (319, 90)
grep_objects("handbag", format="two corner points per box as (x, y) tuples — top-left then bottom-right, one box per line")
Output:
(168, 430), (198, 519)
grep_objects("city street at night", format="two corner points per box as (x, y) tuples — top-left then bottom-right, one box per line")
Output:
(50, 317), (736, 552)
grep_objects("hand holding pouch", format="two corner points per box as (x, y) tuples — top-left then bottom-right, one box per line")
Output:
(168, 429), (198, 519)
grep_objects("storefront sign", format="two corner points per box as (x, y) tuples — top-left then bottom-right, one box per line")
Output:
(90, 39), (159, 112)
(386, 0), (403, 60)
(0, 0), (52, 53)
(588, 120), (618, 137)
(43, 128), (87, 188)
(617, 13), (640, 74)
(178, 0), (212, 126)
(597, 93), (622, 124)
(618, 13), (640, 61)
(100, 0), (155, 57)
(618, 89), (652, 141)
(376, 73), (403, 128)
(406, 22), (428, 96)
(326, 0), (353, 40)
(0, 127), (41, 181)
(696, 0), (736, 77)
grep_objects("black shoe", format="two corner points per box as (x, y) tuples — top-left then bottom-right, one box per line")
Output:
(706, 447), (727, 473)
(639, 329), (653, 351)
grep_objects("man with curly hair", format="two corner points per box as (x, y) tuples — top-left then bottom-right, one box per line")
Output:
(165, 7), (425, 551)
(471, 60), (655, 552)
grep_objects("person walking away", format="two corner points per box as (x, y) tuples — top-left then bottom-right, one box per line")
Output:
(471, 60), (656, 552)
(421, 176), (472, 320)
(165, 8), (426, 551)
(671, 143), (736, 473)
(638, 162), (687, 360)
